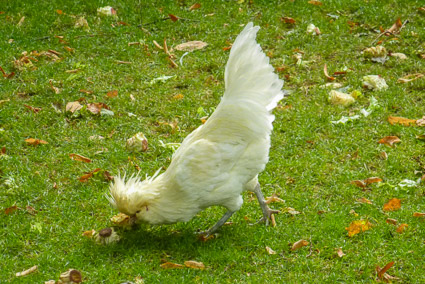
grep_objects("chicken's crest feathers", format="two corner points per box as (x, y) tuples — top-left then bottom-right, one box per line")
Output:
(224, 22), (284, 112)
(107, 170), (161, 215)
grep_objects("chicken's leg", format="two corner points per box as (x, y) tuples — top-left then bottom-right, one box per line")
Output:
(254, 183), (279, 226)
(202, 210), (234, 237)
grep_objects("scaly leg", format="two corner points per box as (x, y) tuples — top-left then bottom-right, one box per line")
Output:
(202, 210), (234, 237)
(254, 183), (279, 226)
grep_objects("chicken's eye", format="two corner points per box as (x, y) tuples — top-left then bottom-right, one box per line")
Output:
(135, 210), (140, 214)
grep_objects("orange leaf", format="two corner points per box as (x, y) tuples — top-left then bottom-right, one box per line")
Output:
(377, 261), (395, 280)
(25, 138), (48, 146)
(351, 180), (366, 188)
(388, 116), (417, 126)
(378, 136), (401, 147)
(0, 66), (15, 78)
(69, 153), (91, 163)
(24, 104), (42, 113)
(386, 218), (398, 225)
(365, 177), (383, 185)
(168, 14), (179, 22)
(56, 9), (63, 14)
(82, 229), (96, 238)
(345, 220), (372, 237)
(396, 223), (408, 233)
(291, 239), (309, 251)
(78, 168), (101, 182)
(189, 3), (201, 11)
(173, 93), (184, 100)
(281, 17), (296, 24)
(160, 262), (184, 269)
(323, 64), (335, 81)
(383, 198), (401, 211)
(5, 205), (18, 215)
(265, 193), (284, 204)
(308, 0), (323, 5)
(1, 147), (6, 155)
(358, 197), (372, 204)
(107, 90), (118, 98)
(413, 212), (425, 217)
(387, 18), (402, 34)
(184, 260), (205, 269)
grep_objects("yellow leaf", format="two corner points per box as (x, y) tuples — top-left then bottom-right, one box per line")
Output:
(291, 239), (309, 251)
(160, 262), (184, 269)
(82, 229), (96, 238)
(336, 247), (346, 257)
(383, 198), (401, 212)
(388, 116), (417, 126)
(413, 212), (425, 217)
(265, 246), (277, 255)
(25, 138), (48, 146)
(396, 223), (408, 233)
(345, 220), (372, 237)
(184, 260), (205, 269)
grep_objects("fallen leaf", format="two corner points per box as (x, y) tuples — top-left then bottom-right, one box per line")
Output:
(168, 14), (179, 22)
(107, 90), (118, 98)
(377, 261), (395, 280)
(0, 66), (15, 78)
(358, 197), (372, 204)
(378, 136), (401, 147)
(87, 102), (109, 114)
(160, 262), (184, 269)
(383, 198), (401, 211)
(189, 3), (201, 11)
(25, 205), (37, 215)
(79, 89), (93, 94)
(184, 260), (205, 269)
(82, 229), (96, 238)
(199, 234), (215, 242)
(24, 104), (42, 113)
(265, 193), (284, 204)
(173, 93), (184, 100)
(65, 69), (80, 73)
(281, 17), (296, 24)
(97, 6), (117, 17)
(5, 205), (18, 215)
(323, 64), (335, 81)
(388, 116), (417, 126)
(79, 168), (101, 182)
(66, 101), (83, 113)
(16, 265), (37, 277)
(49, 80), (61, 94)
(126, 132), (148, 152)
(60, 269), (82, 283)
(25, 138), (48, 146)
(396, 223), (408, 233)
(110, 212), (132, 227)
(329, 90), (355, 106)
(346, 220), (372, 237)
(69, 153), (91, 163)
(351, 180), (366, 188)
(283, 207), (301, 215)
(175, 41), (208, 52)
(336, 247), (346, 257)
(386, 218), (398, 225)
(17, 16), (25, 26)
(291, 239), (309, 251)
(56, 9), (63, 14)
(397, 73), (423, 83)
(387, 18), (402, 34)
(265, 246), (277, 255)
(1, 147), (6, 155)
(365, 177), (383, 185)
(308, 0), (323, 5)
(307, 23), (321, 35)
(413, 212), (425, 217)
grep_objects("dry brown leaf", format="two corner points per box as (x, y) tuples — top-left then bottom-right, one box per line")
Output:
(69, 153), (92, 163)
(5, 205), (18, 215)
(281, 17), (296, 24)
(175, 41), (208, 52)
(358, 197), (372, 204)
(16, 265), (38, 277)
(397, 73), (424, 83)
(79, 168), (101, 182)
(377, 261), (395, 280)
(1, 147), (6, 155)
(365, 177), (383, 185)
(168, 14), (179, 22)
(378, 136), (401, 147)
(383, 198), (401, 211)
(60, 269), (82, 283)
(413, 212), (425, 217)
(160, 262), (184, 269)
(323, 64), (335, 81)
(66, 101), (83, 113)
(396, 223), (408, 233)
(386, 218), (398, 225)
(189, 3), (201, 11)
(87, 102), (109, 114)
(184, 260), (205, 269)
(24, 104), (42, 113)
(346, 220), (372, 237)
(388, 116), (417, 126)
(291, 239), (309, 251)
(265, 193), (284, 204)
(25, 138), (48, 146)
(0, 66), (15, 78)
(350, 180), (366, 188)
(336, 247), (346, 258)
(65, 69), (80, 73)
(283, 207), (301, 215)
(49, 80), (61, 94)
(79, 89), (93, 94)
(107, 90), (118, 98)
(387, 18), (403, 34)
(308, 0), (323, 5)
(265, 246), (277, 255)
(25, 205), (37, 215)
(82, 229), (96, 238)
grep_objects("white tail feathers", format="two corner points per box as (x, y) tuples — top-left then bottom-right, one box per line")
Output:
(224, 22), (284, 111)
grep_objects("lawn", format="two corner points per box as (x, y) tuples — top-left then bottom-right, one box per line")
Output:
(1, 0), (425, 282)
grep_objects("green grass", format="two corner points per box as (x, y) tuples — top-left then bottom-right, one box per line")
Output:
(1, 0), (425, 282)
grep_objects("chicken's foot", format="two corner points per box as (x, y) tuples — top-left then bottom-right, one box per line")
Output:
(253, 183), (279, 226)
(201, 210), (235, 237)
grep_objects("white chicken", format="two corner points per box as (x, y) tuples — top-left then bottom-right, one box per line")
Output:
(108, 22), (284, 236)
